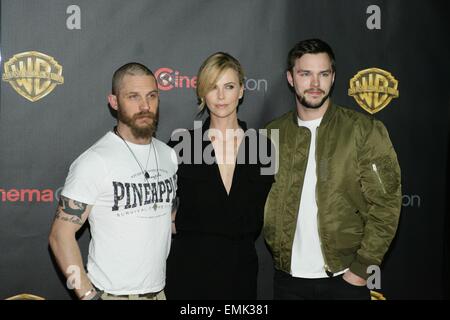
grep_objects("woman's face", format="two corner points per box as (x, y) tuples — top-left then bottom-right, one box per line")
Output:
(204, 68), (243, 120)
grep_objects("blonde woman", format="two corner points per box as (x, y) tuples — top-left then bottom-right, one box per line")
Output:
(166, 52), (274, 299)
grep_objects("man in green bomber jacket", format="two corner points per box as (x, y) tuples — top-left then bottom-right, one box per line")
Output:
(264, 39), (401, 300)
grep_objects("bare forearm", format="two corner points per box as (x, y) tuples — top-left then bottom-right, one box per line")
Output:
(171, 198), (178, 234)
(171, 211), (177, 234)
(49, 233), (93, 298)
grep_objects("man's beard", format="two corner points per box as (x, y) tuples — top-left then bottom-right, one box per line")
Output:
(298, 89), (330, 109)
(117, 107), (159, 139)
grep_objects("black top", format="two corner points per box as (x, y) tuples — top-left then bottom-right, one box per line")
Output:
(166, 118), (275, 299)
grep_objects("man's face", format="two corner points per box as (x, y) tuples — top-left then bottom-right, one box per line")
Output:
(287, 53), (335, 109)
(111, 74), (159, 139)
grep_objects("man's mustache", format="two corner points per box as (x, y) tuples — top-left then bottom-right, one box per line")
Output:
(134, 112), (157, 120)
(305, 89), (325, 94)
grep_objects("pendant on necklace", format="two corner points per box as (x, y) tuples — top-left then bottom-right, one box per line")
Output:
(145, 171), (150, 179)
(153, 203), (158, 211)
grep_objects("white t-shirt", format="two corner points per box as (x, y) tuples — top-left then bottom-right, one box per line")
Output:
(290, 116), (328, 278)
(61, 131), (178, 294)
(291, 117), (347, 278)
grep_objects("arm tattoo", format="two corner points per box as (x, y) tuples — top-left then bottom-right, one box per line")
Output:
(59, 196), (87, 218)
(54, 196), (87, 225)
(55, 211), (83, 226)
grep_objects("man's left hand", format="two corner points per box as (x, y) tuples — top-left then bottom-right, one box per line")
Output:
(342, 270), (367, 286)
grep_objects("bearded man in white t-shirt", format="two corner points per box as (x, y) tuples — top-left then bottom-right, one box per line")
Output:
(49, 63), (178, 300)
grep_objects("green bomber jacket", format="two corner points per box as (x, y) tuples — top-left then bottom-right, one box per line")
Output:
(263, 103), (401, 279)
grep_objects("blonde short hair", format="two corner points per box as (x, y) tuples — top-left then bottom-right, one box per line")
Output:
(196, 52), (244, 111)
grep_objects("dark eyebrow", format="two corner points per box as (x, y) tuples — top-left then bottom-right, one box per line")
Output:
(297, 69), (332, 73)
(125, 90), (158, 95)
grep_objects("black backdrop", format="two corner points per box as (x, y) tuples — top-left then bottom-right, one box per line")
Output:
(0, 0), (449, 300)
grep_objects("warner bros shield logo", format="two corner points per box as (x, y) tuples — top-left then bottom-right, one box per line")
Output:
(348, 68), (399, 114)
(2, 51), (64, 102)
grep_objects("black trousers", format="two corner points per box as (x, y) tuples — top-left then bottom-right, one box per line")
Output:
(274, 269), (371, 300)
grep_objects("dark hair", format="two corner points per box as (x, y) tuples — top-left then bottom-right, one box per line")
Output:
(112, 62), (155, 95)
(287, 39), (336, 73)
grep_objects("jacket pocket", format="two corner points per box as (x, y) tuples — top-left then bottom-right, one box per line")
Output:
(337, 245), (360, 257)
(332, 208), (364, 250)
(372, 163), (387, 194)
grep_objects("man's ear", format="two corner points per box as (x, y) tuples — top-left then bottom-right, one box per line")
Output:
(108, 94), (118, 111)
(286, 70), (294, 87)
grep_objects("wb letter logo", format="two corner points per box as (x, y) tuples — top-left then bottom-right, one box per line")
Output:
(366, 5), (381, 30)
(66, 265), (81, 290)
(367, 265), (381, 290)
(66, 5), (81, 30)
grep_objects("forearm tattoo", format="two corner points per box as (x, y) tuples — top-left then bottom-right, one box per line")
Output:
(55, 196), (87, 225)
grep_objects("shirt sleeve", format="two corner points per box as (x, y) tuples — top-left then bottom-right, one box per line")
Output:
(60, 150), (108, 205)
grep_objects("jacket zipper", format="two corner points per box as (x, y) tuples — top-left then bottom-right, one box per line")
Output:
(372, 163), (387, 194)
(281, 127), (299, 267)
(315, 126), (331, 273)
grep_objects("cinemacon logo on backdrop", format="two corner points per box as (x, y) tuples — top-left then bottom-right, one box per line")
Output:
(0, 187), (421, 207)
(0, 187), (63, 203)
(2, 51), (64, 102)
(155, 67), (267, 92)
(348, 68), (399, 114)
